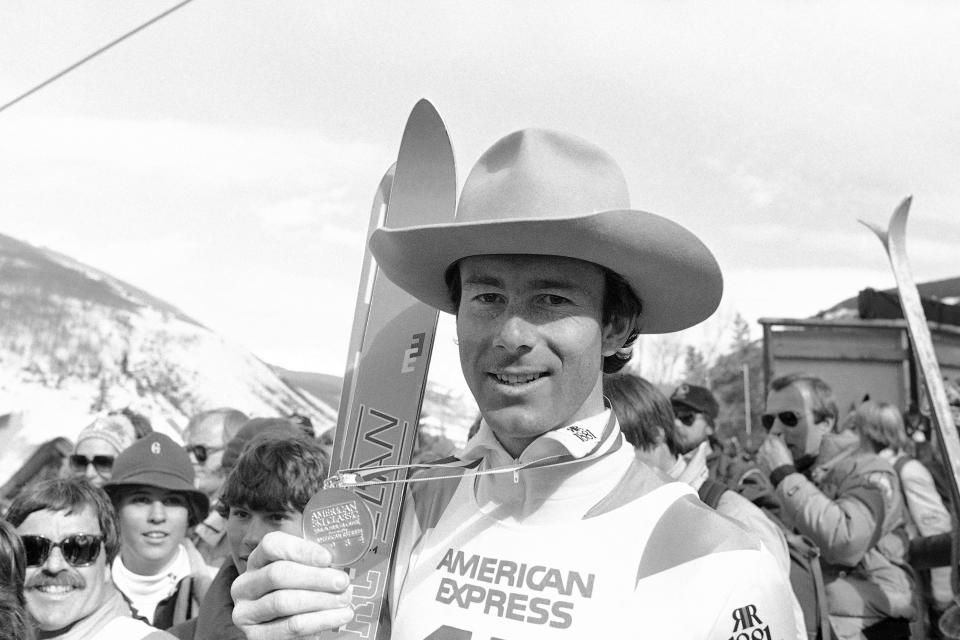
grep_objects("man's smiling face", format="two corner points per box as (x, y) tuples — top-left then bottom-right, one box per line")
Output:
(456, 254), (626, 457)
(16, 505), (111, 632)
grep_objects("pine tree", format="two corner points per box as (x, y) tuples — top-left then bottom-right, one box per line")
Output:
(683, 345), (709, 386)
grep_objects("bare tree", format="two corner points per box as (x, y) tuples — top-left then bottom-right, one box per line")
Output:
(638, 334), (686, 385)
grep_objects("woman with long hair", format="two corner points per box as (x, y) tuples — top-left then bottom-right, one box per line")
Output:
(0, 517), (34, 640)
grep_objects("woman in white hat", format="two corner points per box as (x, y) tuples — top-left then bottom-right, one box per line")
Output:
(69, 414), (137, 488)
(104, 433), (213, 630)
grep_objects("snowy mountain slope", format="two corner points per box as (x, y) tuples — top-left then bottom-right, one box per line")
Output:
(272, 366), (477, 447)
(0, 232), (336, 486)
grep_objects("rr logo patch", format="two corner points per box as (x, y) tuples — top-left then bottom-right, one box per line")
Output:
(728, 603), (777, 640)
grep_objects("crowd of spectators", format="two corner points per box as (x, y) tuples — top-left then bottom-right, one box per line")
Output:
(0, 408), (325, 639)
(2, 374), (960, 639)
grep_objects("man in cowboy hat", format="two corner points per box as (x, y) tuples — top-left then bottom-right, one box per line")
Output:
(231, 128), (799, 638)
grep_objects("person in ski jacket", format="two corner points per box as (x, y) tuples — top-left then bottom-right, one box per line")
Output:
(230, 125), (799, 639)
(758, 373), (915, 640)
(852, 400), (953, 620)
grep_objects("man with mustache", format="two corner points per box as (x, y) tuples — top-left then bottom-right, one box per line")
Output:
(7, 477), (174, 639)
(230, 128), (800, 638)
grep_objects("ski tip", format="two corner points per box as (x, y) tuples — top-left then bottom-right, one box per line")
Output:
(890, 195), (912, 231)
(382, 162), (396, 185)
(858, 218), (888, 246)
(895, 195), (913, 214)
(410, 98), (441, 121)
(400, 99), (452, 156)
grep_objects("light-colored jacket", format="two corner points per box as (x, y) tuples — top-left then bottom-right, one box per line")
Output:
(49, 588), (175, 640)
(776, 431), (914, 638)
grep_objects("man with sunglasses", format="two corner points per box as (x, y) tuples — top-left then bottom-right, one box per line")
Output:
(757, 373), (914, 639)
(183, 409), (248, 568)
(183, 409), (248, 503)
(6, 477), (174, 639)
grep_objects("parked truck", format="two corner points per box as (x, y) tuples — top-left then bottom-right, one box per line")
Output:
(759, 315), (960, 423)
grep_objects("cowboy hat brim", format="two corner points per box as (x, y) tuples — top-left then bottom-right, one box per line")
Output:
(369, 208), (722, 334)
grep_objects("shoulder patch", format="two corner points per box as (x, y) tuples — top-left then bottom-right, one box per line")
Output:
(865, 471), (894, 503)
(636, 494), (761, 583)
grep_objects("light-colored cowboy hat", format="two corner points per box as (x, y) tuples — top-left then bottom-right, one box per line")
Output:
(369, 128), (722, 333)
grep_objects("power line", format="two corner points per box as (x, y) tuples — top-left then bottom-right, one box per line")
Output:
(0, 0), (197, 115)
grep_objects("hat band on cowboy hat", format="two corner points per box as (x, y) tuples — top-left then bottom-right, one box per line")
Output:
(369, 128), (722, 334)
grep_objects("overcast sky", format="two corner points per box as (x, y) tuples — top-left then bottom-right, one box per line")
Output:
(1, 1), (958, 393)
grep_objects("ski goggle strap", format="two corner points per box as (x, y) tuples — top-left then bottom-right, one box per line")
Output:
(21, 534), (104, 567)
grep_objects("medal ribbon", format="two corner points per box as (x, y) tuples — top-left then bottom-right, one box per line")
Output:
(326, 412), (620, 489)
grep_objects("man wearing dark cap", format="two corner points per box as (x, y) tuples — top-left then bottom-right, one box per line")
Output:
(670, 382), (727, 485)
(230, 125), (799, 638)
(670, 383), (720, 454)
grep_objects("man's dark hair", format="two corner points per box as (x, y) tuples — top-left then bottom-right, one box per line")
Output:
(603, 373), (679, 456)
(6, 477), (120, 565)
(769, 372), (838, 425)
(287, 413), (316, 438)
(445, 262), (642, 374)
(219, 435), (329, 516)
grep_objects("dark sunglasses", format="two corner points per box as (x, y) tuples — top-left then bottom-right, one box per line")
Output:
(69, 454), (114, 475)
(21, 534), (104, 567)
(761, 411), (802, 430)
(674, 411), (699, 427)
(186, 444), (222, 464)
